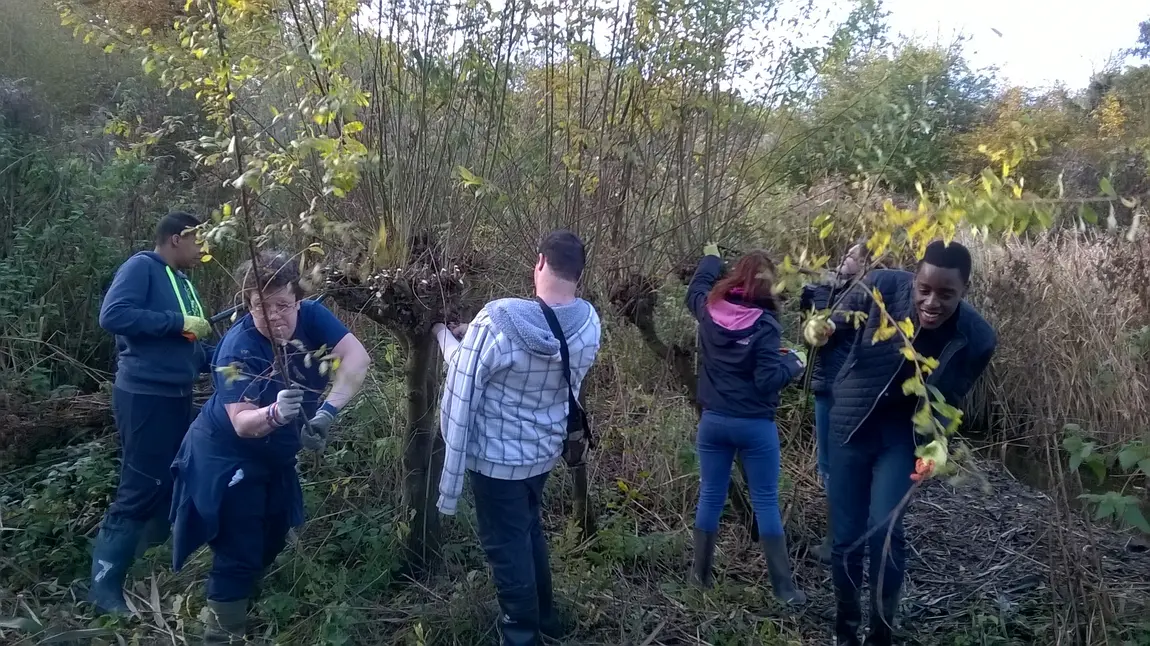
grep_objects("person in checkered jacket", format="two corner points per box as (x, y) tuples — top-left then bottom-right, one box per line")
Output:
(432, 230), (601, 646)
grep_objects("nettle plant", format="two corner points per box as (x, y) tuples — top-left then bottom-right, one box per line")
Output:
(1062, 427), (1150, 533)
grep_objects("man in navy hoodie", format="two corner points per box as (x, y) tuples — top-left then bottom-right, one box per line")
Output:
(812, 240), (995, 646)
(88, 211), (214, 615)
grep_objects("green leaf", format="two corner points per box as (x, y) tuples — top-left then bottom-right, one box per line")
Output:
(1079, 204), (1098, 225)
(1095, 496), (1116, 520)
(456, 165), (481, 187)
(1138, 458), (1150, 478)
(1100, 177), (1116, 199)
(1117, 442), (1146, 470)
(0, 617), (43, 633)
(1085, 454), (1107, 484)
(1069, 452), (1083, 474)
(342, 121), (365, 135)
(1123, 504), (1150, 533)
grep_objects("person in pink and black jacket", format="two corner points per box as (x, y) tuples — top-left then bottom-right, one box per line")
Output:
(684, 243), (807, 605)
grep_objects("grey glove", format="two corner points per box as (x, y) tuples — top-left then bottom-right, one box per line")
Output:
(301, 404), (337, 452)
(272, 388), (305, 425)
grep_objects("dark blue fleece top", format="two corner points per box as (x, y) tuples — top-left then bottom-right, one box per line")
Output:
(99, 251), (211, 397)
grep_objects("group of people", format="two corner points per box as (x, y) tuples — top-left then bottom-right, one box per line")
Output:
(86, 211), (994, 646)
(686, 239), (995, 646)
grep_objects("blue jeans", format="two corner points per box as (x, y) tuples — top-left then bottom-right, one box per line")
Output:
(813, 393), (833, 490)
(828, 415), (917, 608)
(471, 471), (558, 646)
(694, 411), (785, 537)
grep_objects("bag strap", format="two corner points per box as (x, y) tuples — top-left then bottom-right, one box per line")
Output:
(535, 298), (582, 435)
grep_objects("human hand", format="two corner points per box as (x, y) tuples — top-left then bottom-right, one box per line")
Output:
(450, 323), (469, 340)
(780, 347), (806, 378)
(301, 407), (334, 452)
(182, 315), (212, 341)
(272, 388), (305, 425)
(703, 242), (721, 258)
(803, 316), (836, 347)
(910, 457), (935, 482)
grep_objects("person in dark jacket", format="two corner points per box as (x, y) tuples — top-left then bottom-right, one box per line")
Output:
(88, 211), (214, 615)
(169, 252), (370, 645)
(799, 242), (867, 562)
(811, 240), (995, 646)
(685, 244), (807, 605)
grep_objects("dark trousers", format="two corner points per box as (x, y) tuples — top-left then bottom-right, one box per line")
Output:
(207, 473), (291, 603)
(828, 415), (917, 631)
(471, 471), (557, 646)
(813, 393), (833, 489)
(107, 388), (193, 530)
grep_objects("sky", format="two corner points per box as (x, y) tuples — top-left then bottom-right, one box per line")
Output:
(881, 0), (1147, 90)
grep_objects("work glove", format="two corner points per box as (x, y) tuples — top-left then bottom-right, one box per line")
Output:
(803, 316), (836, 348)
(779, 347), (806, 380)
(271, 388), (305, 426)
(301, 404), (337, 452)
(703, 242), (721, 258)
(182, 315), (212, 341)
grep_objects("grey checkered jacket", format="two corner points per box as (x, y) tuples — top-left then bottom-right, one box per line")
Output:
(436, 296), (601, 515)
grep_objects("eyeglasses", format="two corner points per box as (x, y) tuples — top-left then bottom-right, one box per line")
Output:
(250, 299), (298, 316)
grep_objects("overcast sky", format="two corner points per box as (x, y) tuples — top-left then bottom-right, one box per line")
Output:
(882, 0), (1147, 89)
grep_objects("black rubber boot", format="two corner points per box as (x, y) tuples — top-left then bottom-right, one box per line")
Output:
(835, 587), (863, 646)
(134, 514), (171, 559)
(497, 605), (540, 646)
(863, 594), (899, 646)
(88, 516), (145, 615)
(760, 535), (807, 605)
(690, 528), (717, 588)
(202, 599), (248, 646)
(812, 514), (833, 564)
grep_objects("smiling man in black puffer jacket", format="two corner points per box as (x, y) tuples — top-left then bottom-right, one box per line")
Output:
(811, 240), (996, 646)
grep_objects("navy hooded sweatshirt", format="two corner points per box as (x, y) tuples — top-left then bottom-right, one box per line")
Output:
(99, 251), (211, 397)
(685, 255), (805, 419)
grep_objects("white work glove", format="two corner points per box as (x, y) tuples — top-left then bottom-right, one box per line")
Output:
(271, 388), (305, 425)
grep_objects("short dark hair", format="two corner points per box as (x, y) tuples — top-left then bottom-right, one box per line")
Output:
(236, 251), (301, 302)
(155, 211), (201, 245)
(539, 230), (586, 282)
(919, 239), (972, 283)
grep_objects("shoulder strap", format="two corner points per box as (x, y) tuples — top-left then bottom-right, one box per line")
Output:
(536, 298), (581, 434)
(536, 297), (574, 393)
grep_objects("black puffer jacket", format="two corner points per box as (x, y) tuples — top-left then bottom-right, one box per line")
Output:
(828, 269), (996, 445)
(800, 279), (852, 394)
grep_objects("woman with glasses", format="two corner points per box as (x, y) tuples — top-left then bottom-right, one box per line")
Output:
(169, 252), (371, 644)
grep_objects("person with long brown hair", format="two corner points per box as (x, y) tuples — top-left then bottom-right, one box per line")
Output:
(684, 243), (807, 605)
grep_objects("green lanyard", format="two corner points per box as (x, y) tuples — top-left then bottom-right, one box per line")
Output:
(165, 266), (204, 318)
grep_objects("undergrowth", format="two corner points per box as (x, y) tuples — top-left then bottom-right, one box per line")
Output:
(5, 322), (1148, 645)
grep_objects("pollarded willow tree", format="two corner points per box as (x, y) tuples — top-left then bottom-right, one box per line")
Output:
(59, 0), (1125, 584)
(60, 0), (888, 558)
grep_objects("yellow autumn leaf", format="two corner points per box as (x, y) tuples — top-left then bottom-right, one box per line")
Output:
(897, 318), (915, 339)
(872, 320), (896, 344)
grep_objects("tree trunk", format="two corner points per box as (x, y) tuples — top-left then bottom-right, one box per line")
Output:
(400, 330), (445, 575)
(570, 389), (598, 537)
